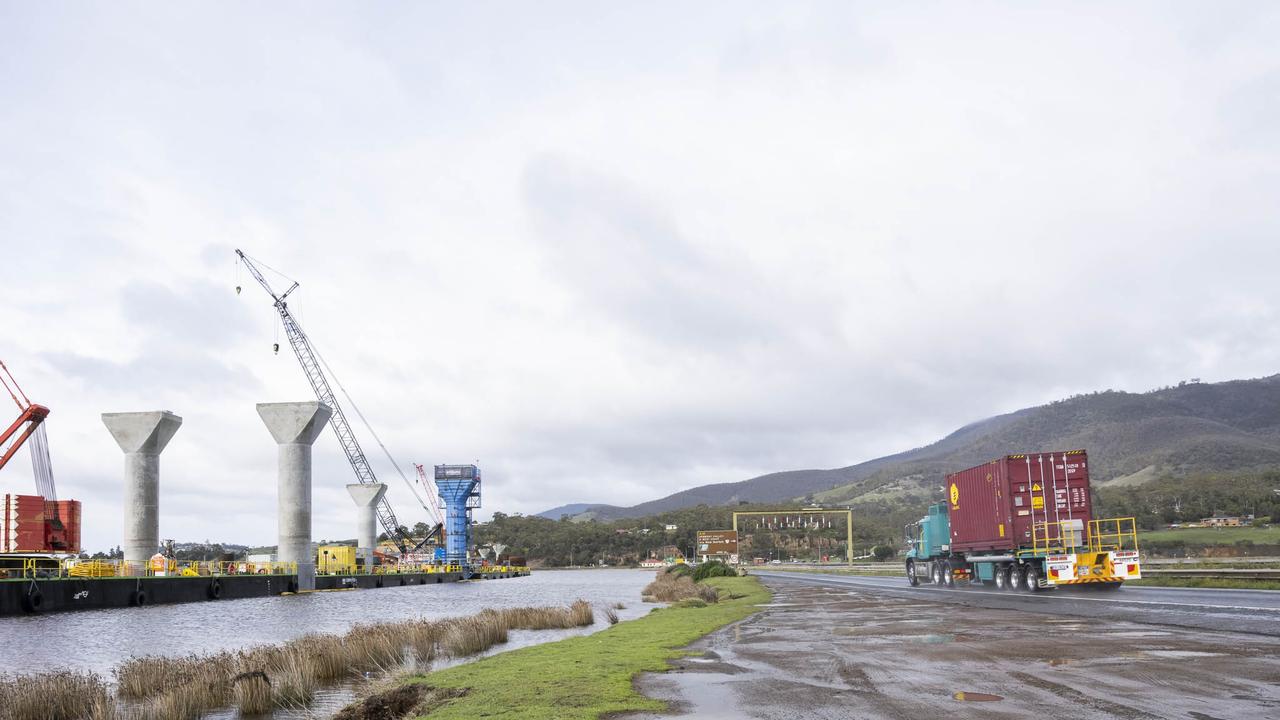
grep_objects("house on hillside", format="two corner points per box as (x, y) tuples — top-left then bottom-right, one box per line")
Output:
(1201, 514), (1253, 527)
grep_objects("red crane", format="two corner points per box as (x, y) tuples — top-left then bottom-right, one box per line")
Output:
(0, 360), (55, 498)
(0, 360), (78, 554)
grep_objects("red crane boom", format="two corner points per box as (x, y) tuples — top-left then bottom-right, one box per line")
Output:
(0, 360), (56, 499)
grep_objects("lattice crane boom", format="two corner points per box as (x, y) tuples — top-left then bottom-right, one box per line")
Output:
(0, 360), (56, 501)
(235, 249), (414, 554)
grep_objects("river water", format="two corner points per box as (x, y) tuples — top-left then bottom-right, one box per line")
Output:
(0, 569), (655, 681)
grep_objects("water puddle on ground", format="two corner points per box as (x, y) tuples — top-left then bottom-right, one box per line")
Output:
(953, 691), (1003, 702)
(910, 634), (957, 644)
(1145, 650), (1223, 659)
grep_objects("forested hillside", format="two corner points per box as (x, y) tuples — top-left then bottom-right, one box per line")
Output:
(549, 375), (1280, 521)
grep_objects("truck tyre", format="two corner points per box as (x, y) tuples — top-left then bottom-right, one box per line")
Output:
(940, 560), (954, 588)
(994, 565), (1008, 590)
(905, 560), (919, 586)
(930, 563), (942, 585)
(1021, 565), (1042, 593)
(1004, 565), (1021, 592)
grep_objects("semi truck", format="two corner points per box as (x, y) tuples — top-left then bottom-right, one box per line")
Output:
(905, 450), (1141, 591)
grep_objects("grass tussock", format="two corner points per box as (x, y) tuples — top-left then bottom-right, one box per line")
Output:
(231, 671), (273, 715)
(604, 607), (619, 624)
(642, 570), (720, 604)
(498, 600), (596, 630)
(0, 670), (113, 720)
(441, 611), (510, 657)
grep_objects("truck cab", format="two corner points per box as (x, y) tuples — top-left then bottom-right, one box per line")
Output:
(904, 502), (951, 586)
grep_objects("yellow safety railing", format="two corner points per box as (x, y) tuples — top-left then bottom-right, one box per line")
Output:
(1033, 516), (1139, 555)
(1088, 517), (1139, 553)
(1030, 519), (1084, 554)
(10, 558), (529, 580)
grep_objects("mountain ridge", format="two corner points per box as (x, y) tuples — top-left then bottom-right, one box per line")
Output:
(537, 375), (1280, 521)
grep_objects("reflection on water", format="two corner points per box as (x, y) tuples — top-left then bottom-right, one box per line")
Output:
(0, 569), (655, 710)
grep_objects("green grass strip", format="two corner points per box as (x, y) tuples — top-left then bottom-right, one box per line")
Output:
(412, 576), (771, 719)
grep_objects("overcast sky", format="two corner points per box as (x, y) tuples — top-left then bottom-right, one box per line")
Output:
(2, 3), (1279, 551)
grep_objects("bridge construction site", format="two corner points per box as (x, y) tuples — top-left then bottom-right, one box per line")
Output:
(0, 250), (526, 616)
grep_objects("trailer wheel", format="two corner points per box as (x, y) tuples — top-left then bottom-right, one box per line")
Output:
(1021, 565), (1042, 593)
(1003, 565), (1021, 592)
(905, 560), (919, 587)
(993, 565), (1008, 590)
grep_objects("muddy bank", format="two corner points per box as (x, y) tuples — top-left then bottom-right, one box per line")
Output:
(625, 576), (1280, 719)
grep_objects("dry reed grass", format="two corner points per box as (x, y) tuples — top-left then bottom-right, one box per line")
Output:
(499, 600), (595, 630)
(440, 610), (509, 657)
(2, 600), (600, 720)
(405, 619), (439, 665)
(231, 671), (273, 715)
(642, 571), (720, 603)
(0, 670), (113, 720)
(604, 607), (619, 624)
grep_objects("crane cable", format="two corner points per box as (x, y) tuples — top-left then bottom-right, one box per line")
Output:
(309, 343), (440, 526)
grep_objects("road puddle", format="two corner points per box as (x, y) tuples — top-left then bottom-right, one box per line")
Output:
(909, 634), (956, 644)
(953, 691), (1003, 702)
(1145, 650), (1223, 659)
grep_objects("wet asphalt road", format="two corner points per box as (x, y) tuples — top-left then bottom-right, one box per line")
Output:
(752, 570), (1280, 637)
(624, 573), (1280, 720)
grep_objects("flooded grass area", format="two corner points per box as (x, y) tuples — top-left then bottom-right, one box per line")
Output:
(0, 570), (653, 720)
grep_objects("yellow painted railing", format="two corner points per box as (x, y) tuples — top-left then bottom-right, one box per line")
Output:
(1032, 516), (1139, 555)
(1088, 517), (1139, 553)
(10, 558), (529, 579)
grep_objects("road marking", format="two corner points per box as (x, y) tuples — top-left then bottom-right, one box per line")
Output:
(757, 572), (1280, 614)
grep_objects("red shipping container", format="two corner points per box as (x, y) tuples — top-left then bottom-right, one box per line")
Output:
(45, 499), (82, 553)
(3, 494), (48, 553)
(946, 450), (1093, 553)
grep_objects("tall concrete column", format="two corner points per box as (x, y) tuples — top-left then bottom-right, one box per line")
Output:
(102, 411), (183, 571)
(346, 483), (387, 565)
(257, 401), (331, 592)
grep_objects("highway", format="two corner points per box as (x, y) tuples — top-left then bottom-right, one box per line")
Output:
(754, 569), (1280, 637)
(632, 571), (1280, 719)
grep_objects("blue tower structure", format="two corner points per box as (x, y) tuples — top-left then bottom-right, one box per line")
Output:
(434, 464), (481, 566)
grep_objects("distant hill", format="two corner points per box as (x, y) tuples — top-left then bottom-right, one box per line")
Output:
(568, 375), (1280, 520)
(535, 503), (616, 520)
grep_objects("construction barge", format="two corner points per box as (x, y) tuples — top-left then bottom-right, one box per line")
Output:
(0, 559), (529, 616)
(3, 254), (528, 618)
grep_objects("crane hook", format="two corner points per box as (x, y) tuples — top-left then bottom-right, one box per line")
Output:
(235, 285), (242, 295)
(273, 342), (280, 355)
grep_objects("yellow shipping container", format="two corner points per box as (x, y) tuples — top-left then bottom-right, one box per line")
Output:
(318, 545), (358, 574)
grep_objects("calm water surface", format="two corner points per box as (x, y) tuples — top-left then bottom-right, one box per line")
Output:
(0, 569), (655, 678)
